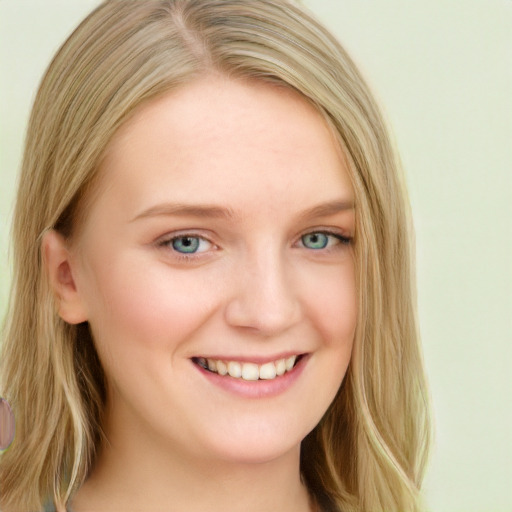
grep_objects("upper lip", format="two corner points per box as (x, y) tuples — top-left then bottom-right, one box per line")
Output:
(191, 352), (306, 364)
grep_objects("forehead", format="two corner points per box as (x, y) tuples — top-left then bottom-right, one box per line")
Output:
(92, 76), (353, 223)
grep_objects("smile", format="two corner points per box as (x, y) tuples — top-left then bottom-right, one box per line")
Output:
(193, 355), (302, 381)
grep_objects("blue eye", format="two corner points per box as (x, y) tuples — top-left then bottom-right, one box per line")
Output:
(171, 236), (203, 254)
(301, 232), (329, 249)
(301, 232), (349, 250)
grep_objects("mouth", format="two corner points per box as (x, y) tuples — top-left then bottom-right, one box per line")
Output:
(192, 354), (304, 382)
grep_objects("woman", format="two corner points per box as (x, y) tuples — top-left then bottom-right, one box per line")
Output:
(0, 1), (431, 511)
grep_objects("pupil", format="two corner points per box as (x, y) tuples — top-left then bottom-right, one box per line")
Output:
(173, 236), (199, 253)
(302, 232), (328, 249)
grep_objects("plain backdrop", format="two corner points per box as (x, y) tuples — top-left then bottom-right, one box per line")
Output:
(1, 2), (511, 511)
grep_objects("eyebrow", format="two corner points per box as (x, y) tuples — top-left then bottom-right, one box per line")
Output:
(131, 199), (354, 223)
(297, 199), (355, 221)
(131, 203), (237, 222)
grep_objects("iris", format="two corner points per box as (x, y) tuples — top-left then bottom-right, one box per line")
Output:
(301, 232), (329, 250)
(172, 236), (200, 253)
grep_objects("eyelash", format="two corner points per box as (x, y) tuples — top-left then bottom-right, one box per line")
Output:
(299, 230), (351, 250)
(157, 229), (352, 261)
(157, 233), (215, 261)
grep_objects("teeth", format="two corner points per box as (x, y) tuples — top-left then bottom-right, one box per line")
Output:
(285, 355), (297, 371)
(199, 355), (301, 381)
(275, 359), (286, 376)
(227, 361), (242, 378)
(259, 362), (277, 380)
(241, 363), (259, 381)
(197, 357), (208, 369)
(216, 360), (228, 376)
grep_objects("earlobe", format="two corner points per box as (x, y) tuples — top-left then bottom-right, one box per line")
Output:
(42, 230), (88, 324)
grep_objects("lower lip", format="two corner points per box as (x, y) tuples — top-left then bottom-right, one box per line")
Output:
(193, 355), (308, 399)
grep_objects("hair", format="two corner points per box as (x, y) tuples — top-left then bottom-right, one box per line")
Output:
(0, 399), (15, 450)
(0, 1), (431, 511)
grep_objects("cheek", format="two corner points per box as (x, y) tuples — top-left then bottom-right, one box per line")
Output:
(302, 261), (357, 347)
(80, 253), (221, 353)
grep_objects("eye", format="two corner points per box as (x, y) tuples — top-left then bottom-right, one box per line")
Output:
(300, 231), (349, 250)
(301, 232), (329, 250)
(169, 235), (212, 254)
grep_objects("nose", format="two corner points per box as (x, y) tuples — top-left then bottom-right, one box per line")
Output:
(224, 247), (301, 336)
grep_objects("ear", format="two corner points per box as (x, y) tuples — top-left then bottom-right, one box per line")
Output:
(42, 230), (88, 325)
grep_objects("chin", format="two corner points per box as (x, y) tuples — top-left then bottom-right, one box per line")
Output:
(196, 418), (314, 467)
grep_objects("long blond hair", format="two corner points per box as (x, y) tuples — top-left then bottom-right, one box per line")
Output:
(0, 1), (431, 510)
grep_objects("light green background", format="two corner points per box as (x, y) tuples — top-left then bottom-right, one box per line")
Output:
(1, 2), (511, 511)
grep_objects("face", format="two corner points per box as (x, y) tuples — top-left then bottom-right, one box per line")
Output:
(66, 77), (356, 465)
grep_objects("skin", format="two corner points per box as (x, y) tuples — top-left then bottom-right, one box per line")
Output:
(45, 76), (357, 512)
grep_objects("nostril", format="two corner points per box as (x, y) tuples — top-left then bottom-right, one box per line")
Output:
(223, 257), (301, 335)
(224, 289), (301, 336)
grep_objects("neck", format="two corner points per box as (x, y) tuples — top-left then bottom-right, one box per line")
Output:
(71, 409), (313, 512)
